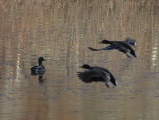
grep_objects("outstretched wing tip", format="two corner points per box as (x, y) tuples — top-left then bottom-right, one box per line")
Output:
(77, 71), (93, 83)
(88, 47), (100, 51)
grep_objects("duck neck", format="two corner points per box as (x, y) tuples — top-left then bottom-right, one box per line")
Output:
(85, 65), (92, 69)
(38, 61), (42, 66)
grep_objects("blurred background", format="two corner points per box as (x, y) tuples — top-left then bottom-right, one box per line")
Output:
(0, 0), (159, 120)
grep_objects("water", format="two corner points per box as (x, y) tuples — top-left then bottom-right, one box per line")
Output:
(0, 0), (159, 120)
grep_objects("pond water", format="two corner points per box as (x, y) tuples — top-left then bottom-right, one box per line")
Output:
(0, 0), (159, 120)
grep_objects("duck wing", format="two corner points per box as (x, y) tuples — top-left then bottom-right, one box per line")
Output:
(88, 46), (115, 51)
(31, 66), (38, 70)
(88, 47), (102, 51)
(116, 42), (134, 51)
(31, 65), (45, 76)
(77, 70), (104, 83)
(36, 65), (45, 70)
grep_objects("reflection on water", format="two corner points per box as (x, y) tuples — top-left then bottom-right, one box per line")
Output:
(0, 0), (159, 120)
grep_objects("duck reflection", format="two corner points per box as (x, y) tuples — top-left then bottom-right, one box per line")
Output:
(31, 57), (46, 82)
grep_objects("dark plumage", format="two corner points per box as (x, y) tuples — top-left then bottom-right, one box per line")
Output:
(124, 37), (136, 47)
(77, 64), (117, 88)
(88, 38), (137, 58)
(31, 57), (46, 76)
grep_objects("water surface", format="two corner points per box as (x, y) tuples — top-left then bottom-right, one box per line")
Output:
(0, 0), (159, 120)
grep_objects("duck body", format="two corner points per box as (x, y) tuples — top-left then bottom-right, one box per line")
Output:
(77, 64), (117, 88)
(88, 38), (137, 58)
(31, 65), (46, 76)
(31, 57), (46, 76)
(101, 37), (136, 47)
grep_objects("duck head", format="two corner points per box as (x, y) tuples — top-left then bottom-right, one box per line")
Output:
(38, 57), (45, 65)
(80, 64), (91, 69)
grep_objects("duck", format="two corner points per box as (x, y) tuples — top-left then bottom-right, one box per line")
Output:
(31, 57), (46, 76)
(88, 38), (137, 58)
(77, 64), (117, 88)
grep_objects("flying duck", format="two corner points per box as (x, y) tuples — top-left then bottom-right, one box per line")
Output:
(77, 64), (118, 88)
(31, 57), (46, 76)
(88, 38), (137, 58)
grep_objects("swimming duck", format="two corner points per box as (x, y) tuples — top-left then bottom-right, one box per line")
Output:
(88, 38), (137, 58)
(31, 57), (46, 76)
(77, 64), (117, 88)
